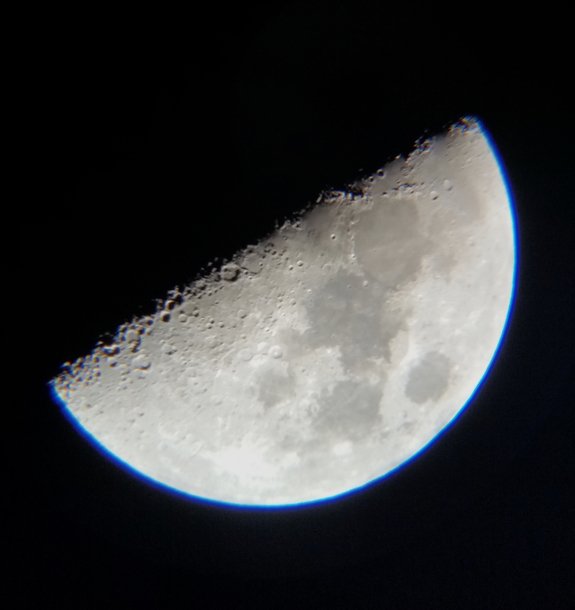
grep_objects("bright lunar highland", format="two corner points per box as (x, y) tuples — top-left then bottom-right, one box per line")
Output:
(52, 118), (516, 506)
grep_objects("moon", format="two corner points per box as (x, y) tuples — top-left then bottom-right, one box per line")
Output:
(51, 117), (516, 507)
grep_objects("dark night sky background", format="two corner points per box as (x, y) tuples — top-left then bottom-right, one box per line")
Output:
(15, 3), (573, 608)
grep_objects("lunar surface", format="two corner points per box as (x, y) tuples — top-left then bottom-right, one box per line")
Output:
(51, 117), (516, 506)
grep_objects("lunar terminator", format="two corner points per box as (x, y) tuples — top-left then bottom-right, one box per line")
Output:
(51, 117), (516, 506)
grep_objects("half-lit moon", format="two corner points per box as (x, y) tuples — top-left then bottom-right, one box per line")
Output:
(51, 117), (516, 506)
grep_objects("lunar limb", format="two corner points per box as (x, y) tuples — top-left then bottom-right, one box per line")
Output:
(51, 117), (516, 506)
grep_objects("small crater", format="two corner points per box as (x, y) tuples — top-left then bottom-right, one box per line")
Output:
(162, 343), (177, 355)
(205, 335), (219, 349)
(238, 348), (253, 362)
(220, 263), (240, 281)
(131, 354), (151, 370)
(126, 330), (139, 343)
(269, 345), (283, 359)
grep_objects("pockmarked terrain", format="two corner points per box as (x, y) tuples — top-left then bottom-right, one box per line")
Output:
(52, 118), (516, 506)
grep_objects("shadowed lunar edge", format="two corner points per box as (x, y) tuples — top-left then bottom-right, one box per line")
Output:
(51, 118), (515, 506)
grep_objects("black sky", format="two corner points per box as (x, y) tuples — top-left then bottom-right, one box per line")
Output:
(15, 3), (573, 608)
